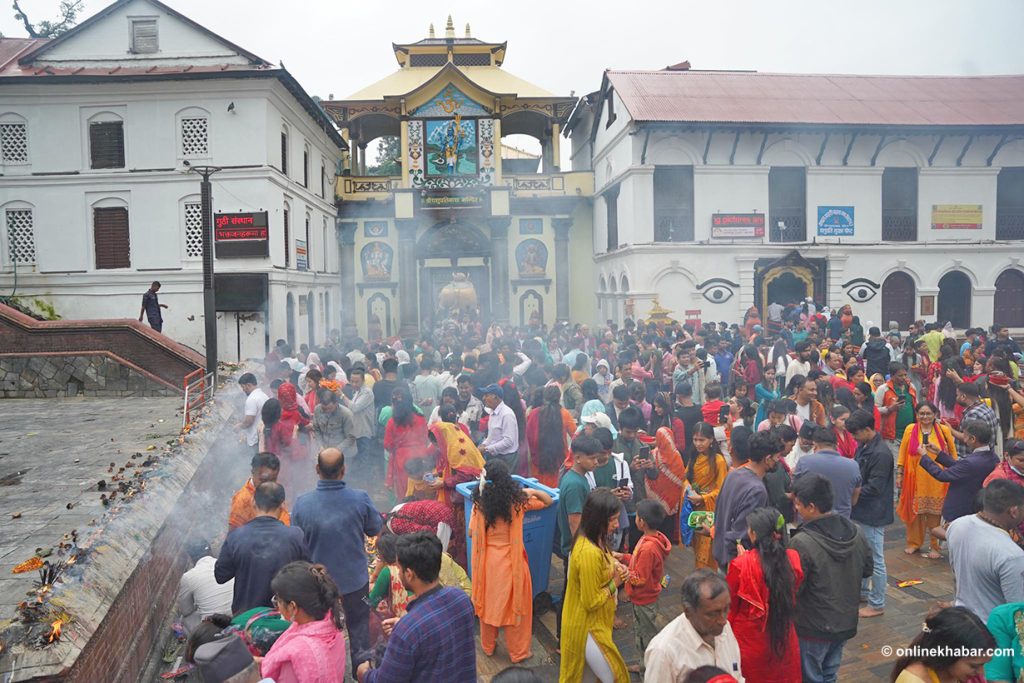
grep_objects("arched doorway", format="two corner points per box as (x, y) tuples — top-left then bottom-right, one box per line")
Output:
(766, 271), (809, 307)
(285, 293), (296, 349)
(937, 271), (972, 329)
(995, 269), (1024, 327)
(882, 272), (915, 330)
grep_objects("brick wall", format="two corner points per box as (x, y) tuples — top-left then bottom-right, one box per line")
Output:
(0, 304), (204, 393)
(0, 354), (178, 398)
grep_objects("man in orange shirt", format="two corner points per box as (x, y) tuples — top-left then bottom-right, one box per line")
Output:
(228, 452), (291, 529)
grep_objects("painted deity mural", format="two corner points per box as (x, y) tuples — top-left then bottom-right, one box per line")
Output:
(516, 239), (548, 278)
(407, 85), (494, 189)
(360, 241), (393, 281)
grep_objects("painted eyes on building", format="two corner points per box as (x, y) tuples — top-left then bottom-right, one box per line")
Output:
(842, 278), (880, 303)
(697, 278), (739, 304)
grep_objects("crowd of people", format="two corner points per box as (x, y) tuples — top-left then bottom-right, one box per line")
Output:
(173, 303), (1024, 683)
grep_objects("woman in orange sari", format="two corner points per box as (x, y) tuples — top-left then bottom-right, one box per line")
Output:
(469, 461), (553, 664)
(430, 417), (485, 567)
(383, 385), (429, 502)
(685, 421), (729, 569)
(526, 385), (577, 488)
(896, 401), (956, 558)
(645, 426), (687, 545)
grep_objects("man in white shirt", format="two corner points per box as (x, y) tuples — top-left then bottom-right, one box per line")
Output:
(237, 373), (268, 456)
(645, 569), (744, 682)
(341, 367), (375, 461)
(177, 540), (234, 634)
(785, 341), (814, 388)
(478, 383), (520, 473)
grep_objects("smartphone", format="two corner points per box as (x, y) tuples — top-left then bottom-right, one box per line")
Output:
(617, 477), (630, 489)
(718, 404), (731, 424)
(639, 445), (652, 461)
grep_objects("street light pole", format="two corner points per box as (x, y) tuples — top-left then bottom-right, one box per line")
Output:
(187, 164), (222, 379)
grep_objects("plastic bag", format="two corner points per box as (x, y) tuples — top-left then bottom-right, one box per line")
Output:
(678, 497), (695, 546)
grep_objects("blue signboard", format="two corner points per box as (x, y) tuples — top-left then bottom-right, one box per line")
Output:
(817, 206), (855, 236)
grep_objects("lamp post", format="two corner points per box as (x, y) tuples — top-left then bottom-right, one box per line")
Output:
(185, 163), (222, 379)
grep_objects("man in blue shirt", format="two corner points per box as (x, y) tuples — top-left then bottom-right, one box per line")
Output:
(292, 448), (381, 665)
(214, 482), (308, 614)
(138, 281), (167, 332)
(357, 532), (476, 683)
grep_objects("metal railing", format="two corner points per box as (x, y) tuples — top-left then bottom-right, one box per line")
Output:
(182, 369), (215, 429)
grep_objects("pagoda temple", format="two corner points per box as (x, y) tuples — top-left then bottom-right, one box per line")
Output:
(323, 18), (594, 338)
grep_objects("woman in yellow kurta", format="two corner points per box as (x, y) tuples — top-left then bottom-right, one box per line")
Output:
(686, 421), (730, 569)
(559, 488), (630, 683)
(897, 401), (957, 558)
(469, 461), (553, 664)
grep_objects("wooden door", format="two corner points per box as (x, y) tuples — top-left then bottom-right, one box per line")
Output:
(882, 272), (915, 330)
(995, 269), (1024, 328)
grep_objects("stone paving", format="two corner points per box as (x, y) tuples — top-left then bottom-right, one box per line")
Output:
(345, 456), (955, 683)
(0, 397), (181, 628)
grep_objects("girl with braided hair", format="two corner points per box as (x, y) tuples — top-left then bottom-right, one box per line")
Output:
(725, 506), (803, 683)
(261, 561), (346, 682)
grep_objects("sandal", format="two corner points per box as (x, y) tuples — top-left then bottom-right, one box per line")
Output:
(923, 551), (942, 559)
(903, 547), (919, 555)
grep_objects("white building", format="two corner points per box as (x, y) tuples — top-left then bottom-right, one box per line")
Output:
(566, 64), (1024, 331)
(0, 0), (346, 360)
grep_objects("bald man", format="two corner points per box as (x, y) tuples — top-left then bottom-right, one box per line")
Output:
(291, 448), (382, 666)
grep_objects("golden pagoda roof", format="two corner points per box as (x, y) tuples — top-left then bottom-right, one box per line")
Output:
(342, 64), (557, 102)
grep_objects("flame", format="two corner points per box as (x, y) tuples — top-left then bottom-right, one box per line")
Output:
(66, 554), (77, 566)
(47, 619), (63, 642)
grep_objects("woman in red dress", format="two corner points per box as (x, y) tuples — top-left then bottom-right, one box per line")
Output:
(726, 506), (804, 683)
(383, 384), (429, 501)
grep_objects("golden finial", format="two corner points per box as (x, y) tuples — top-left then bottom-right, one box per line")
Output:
(465, 23), (471, 38)
(428, 23), (435, 38)
(445, 15), (455, 38)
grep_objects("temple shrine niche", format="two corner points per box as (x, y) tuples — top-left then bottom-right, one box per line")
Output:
(325, 17), (594, 337)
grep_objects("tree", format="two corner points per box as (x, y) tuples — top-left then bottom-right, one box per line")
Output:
(367, 136), (400, 176)
(11, 0), (85, 39)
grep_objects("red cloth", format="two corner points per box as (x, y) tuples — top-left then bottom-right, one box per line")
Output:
(384, 414), (430, 499)
(743, 359), (762, 387)
(622, 531), (671, 605)
(727, 548), (804, 683)
(834, 428), (857, 459)
(701, 400), (726, 425)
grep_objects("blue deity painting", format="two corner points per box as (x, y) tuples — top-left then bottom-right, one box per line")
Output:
(360, 241), (393, 281)
(425, 117), (478, 177)
(411, 85), (489, 118)
(515, 239), (548, 278)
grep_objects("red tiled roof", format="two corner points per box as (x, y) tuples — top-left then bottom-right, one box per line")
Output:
(606, 70), (1024, 127)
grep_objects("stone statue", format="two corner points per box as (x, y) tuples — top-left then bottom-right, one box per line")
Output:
(438, 271), (478, 312)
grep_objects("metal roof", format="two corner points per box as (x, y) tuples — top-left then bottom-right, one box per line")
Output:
(606, 69), (1024, 127)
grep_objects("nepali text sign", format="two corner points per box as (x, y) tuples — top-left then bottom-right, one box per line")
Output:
(422, 192), (486, 209)
(711, 213), (765, 238)
(817, 206), (855, 236)
(296, 239), (308, 271)
(214, 211), (269, 258)
(932, 204), (982, 230)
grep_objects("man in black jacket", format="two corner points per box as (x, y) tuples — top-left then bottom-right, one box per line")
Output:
(847, 409), (893, 619)
(791, 473), (873, 683)
(860, 326), (892, 378)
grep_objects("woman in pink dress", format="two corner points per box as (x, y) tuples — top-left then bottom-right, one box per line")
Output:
(261, 561), (346, 683)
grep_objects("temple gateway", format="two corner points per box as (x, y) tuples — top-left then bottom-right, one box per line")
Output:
(324, 18), (594, 339)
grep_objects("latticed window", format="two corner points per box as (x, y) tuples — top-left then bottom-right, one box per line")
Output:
(181, 117), (208, 157)
(6, 209), (35, 264)
(184, 202), (203, 258)
(1, 123), (28, 163)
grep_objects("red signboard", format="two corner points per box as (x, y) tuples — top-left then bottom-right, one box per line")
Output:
(711, 213), (765, 238)
(214, 212), (269, 258)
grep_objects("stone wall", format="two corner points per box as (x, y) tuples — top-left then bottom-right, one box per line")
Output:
(0, 354), (178, 398)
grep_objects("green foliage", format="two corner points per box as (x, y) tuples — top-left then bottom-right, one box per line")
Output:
(367, 136), (401, 176)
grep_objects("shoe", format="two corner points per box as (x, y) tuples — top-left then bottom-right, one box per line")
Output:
(859, 606), (884, 618)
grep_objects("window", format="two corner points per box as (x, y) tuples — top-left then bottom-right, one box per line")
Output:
(769, 167), (806, 242)
(303, 144), (310, 188)
(882, 167), (918, 241)
(654, 166), (694, 242)
(89, 121), (125, 169)
(180, 117), (208, 157)
(320, 160), (326, 198)
(997, 167), (1024, 240)
(605, 185), (619, 251)
(322, 220), (328, 272)
(130, 19), (158, 54)
(5, 208), (35, 265)
(184, 201), (203, 258)
(303, 214), (311, 271)
(1, 122), (28, 164)
(93, 206), (130, 269)
(283, 207), (290, 267)
(280, 129), (289, 175)
(605, 90), (616, 128)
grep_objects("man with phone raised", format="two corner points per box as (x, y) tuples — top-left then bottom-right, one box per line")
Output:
(878, 361), (917, 463)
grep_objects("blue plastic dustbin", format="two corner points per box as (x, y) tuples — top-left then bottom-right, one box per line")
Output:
(456, 475), (560, 598)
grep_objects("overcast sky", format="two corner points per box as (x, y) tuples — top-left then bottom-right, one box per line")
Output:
(5, 0), (1024, 101)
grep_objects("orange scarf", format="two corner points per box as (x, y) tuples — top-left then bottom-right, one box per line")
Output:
(647, 427), (686, 515)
